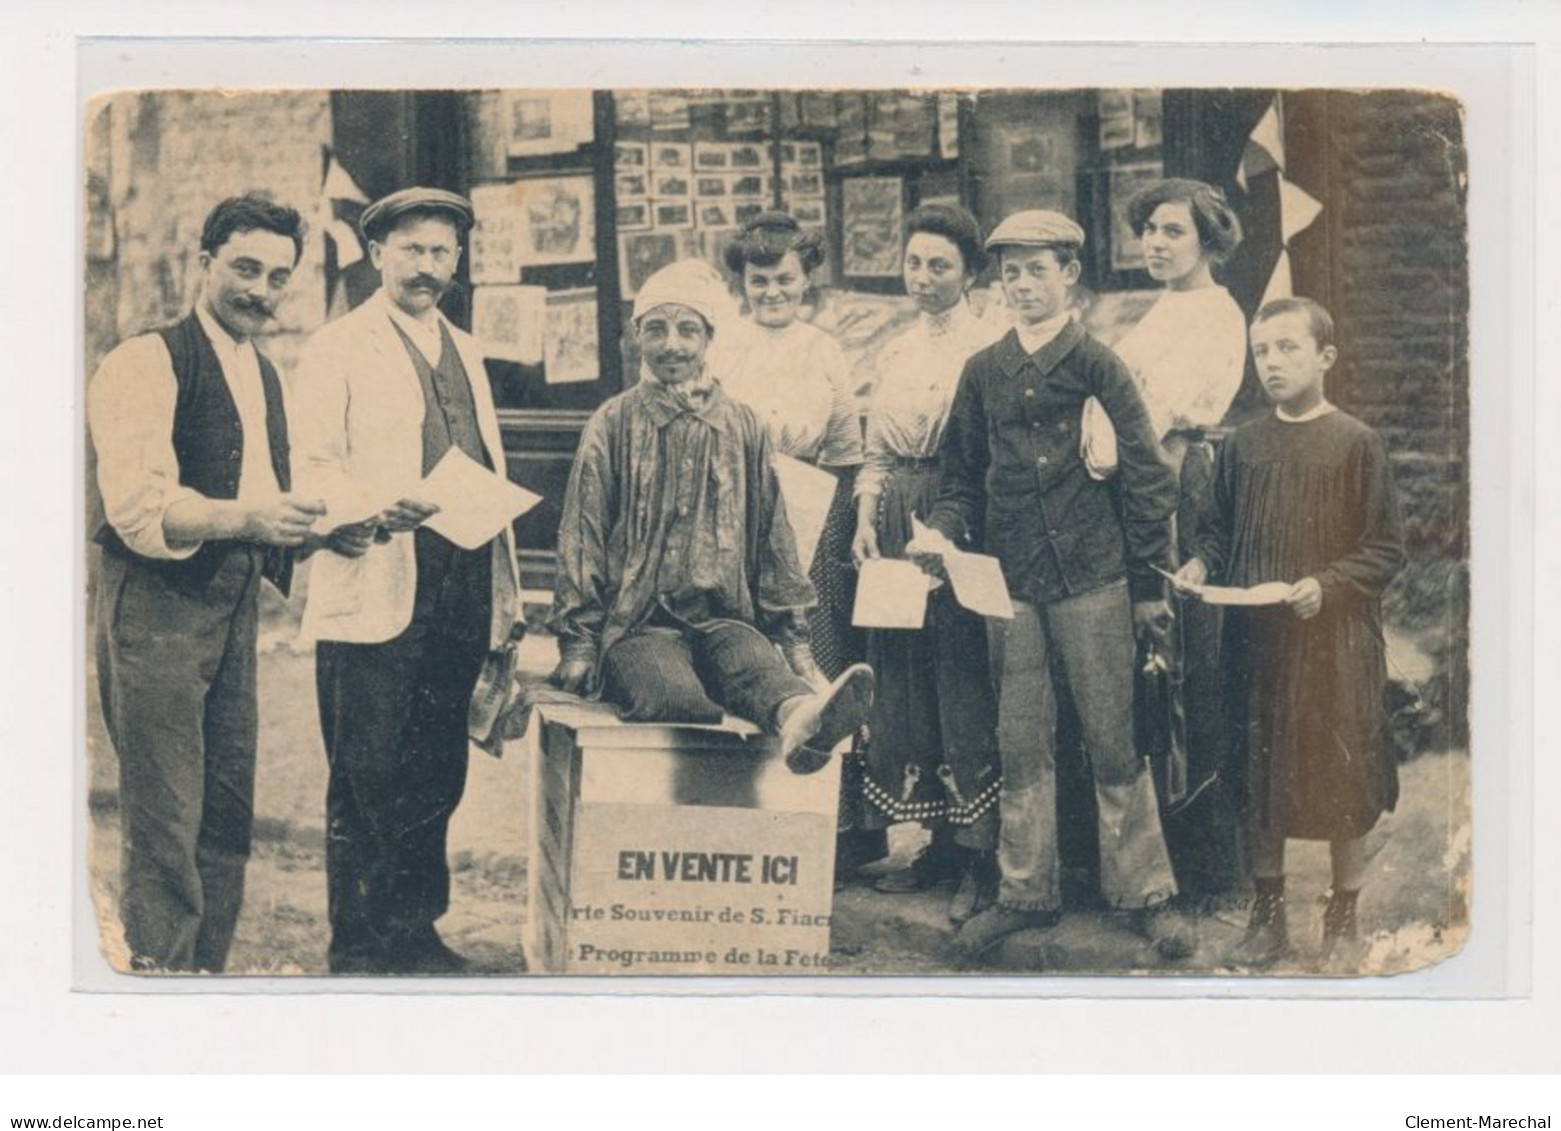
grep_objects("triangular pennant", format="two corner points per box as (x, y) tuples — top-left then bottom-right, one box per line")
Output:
(1261, 249), (1293, 308)
(1277, 176), (1324, 244)
(325, 217), (365, 270)
(322, 150), (369, 204)
(1249, 99), (1285, 174)
(1240, 138), (1280, 191)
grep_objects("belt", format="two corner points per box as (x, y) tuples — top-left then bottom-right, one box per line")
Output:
(889, 455), (940, 470)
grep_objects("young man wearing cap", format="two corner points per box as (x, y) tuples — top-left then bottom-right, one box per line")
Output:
(548, 261), (874, 775)
(918, 210), (1193, 963)
(90, 194), (321, 972)
(291, 187), (521, 974)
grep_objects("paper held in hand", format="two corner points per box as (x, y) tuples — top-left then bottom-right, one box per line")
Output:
(907, 517), (1015, 620)
(851, 558), (932, 629)
(1157, 566), (1293, 607)
(419, 448), (543, 549)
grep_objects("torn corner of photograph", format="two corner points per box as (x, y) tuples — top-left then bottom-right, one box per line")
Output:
(418, 448), (543, 550)
(852, 557), (931, 630)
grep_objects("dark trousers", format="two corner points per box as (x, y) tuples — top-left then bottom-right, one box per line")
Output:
(95, 547), (261, 972)
(600, 620), (814, 728)
(315, 625), (487, 968)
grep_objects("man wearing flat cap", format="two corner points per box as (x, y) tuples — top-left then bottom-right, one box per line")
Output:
(917, 210), (1189, 962)
(549, 260), (874, 775)
(291, 187), (521, 974)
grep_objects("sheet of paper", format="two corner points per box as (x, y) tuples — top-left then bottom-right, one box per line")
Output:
(1156, 566), (1292, 607)
(772, 454), (838, 573)
(1198, 581), (1293, 607)
(851, 558), (930, 630)
(317, 483), (411, 534)
(908, 516), (1013, 619)
(943, 549), (1014, 619)
(418, 449), (543, 550)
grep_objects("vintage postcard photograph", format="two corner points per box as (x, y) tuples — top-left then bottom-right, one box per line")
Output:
(81, 85), (1470, 981)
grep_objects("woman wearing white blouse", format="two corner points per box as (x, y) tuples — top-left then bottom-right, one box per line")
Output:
(1114, 177), (1250, 899)
(849, 204), (1005, 920)
(717, 212), (881, 875)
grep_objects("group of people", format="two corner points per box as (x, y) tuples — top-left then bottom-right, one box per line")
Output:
(89, 172), (1405, 977)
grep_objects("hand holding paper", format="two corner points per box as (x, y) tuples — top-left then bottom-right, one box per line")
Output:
(418, 449), (543, 550)
(906, 516), (1014, 620)
(1157, 564), (1294, 608)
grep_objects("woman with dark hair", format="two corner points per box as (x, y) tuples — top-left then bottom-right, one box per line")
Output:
(849, 203), (1005, 920)
(1115, 177), (1250, 900)
(1117, 177), (1248, 469)
(717, 211), (883, 875)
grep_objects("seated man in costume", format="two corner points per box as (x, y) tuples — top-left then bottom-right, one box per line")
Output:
(548, 261), (873, 775)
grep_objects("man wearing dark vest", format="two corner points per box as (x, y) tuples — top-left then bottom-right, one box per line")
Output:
(89, 194), (321, 973)
(291, 188), (521, 975)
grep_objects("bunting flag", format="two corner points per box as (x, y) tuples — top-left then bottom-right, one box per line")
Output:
(1234, 94), (1324, 307)
(319, 146), (373, 319)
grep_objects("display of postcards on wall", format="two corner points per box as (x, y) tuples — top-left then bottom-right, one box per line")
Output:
(776, 93), (802, 131)
(725, 172), (771, 199)
(787, 171), (824, 197)
(834, 93), (870, 167)
(1099, 90), (1134, 151)
(697, 203), (732, 229)
(651, 143), (692, 170)
(799, 92), (839, 129)
(654, 200), (694, 230)
(649, 91), (691, 132)
(732, 200), (766, 226)
(780, 141), (823, 168)
(1109, 162), (1164, 271)
(727, 143), (767, 169)
(616, 201), (651, 232)
(722, 93), (772, 135)
(693, 142), (731, 171)
(1133, 89), (1164, 149)
(937, 92), (961, 159)
(788, 198), (827, 226)
(868, 92), (935, 161)
(618, 229), (703, 298)
(543, 288), (601, 385)
(614, 89), (652, 130)
(470, 175), (598, 278)
(504, 90), (594, 158)
(473, 283), (546, 365)
(614, 142), (648, 170)
(653, 170), (691, 198)
(841, 175), (905, 278)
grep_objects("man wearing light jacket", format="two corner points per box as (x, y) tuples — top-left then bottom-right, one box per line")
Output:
(291, 187), (521, 975)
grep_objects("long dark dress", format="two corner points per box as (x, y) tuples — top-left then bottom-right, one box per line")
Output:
(1195, 410), (1406, 841)
(860, 461), (1001, 849)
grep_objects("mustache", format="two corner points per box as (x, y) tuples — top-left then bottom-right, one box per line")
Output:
(229, 296), (273, 316)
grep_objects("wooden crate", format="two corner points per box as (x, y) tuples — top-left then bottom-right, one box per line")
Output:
(527, 702), (840, 975)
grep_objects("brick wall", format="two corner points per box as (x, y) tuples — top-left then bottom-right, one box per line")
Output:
(1295, 91), (1469, 558)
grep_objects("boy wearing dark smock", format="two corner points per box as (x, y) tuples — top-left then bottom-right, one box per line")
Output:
(1177, 297), (1405, 971)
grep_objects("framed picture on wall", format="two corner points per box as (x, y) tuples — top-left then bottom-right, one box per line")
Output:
(841, 175), (904, 278)
(1108, 161), (1164, 271)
